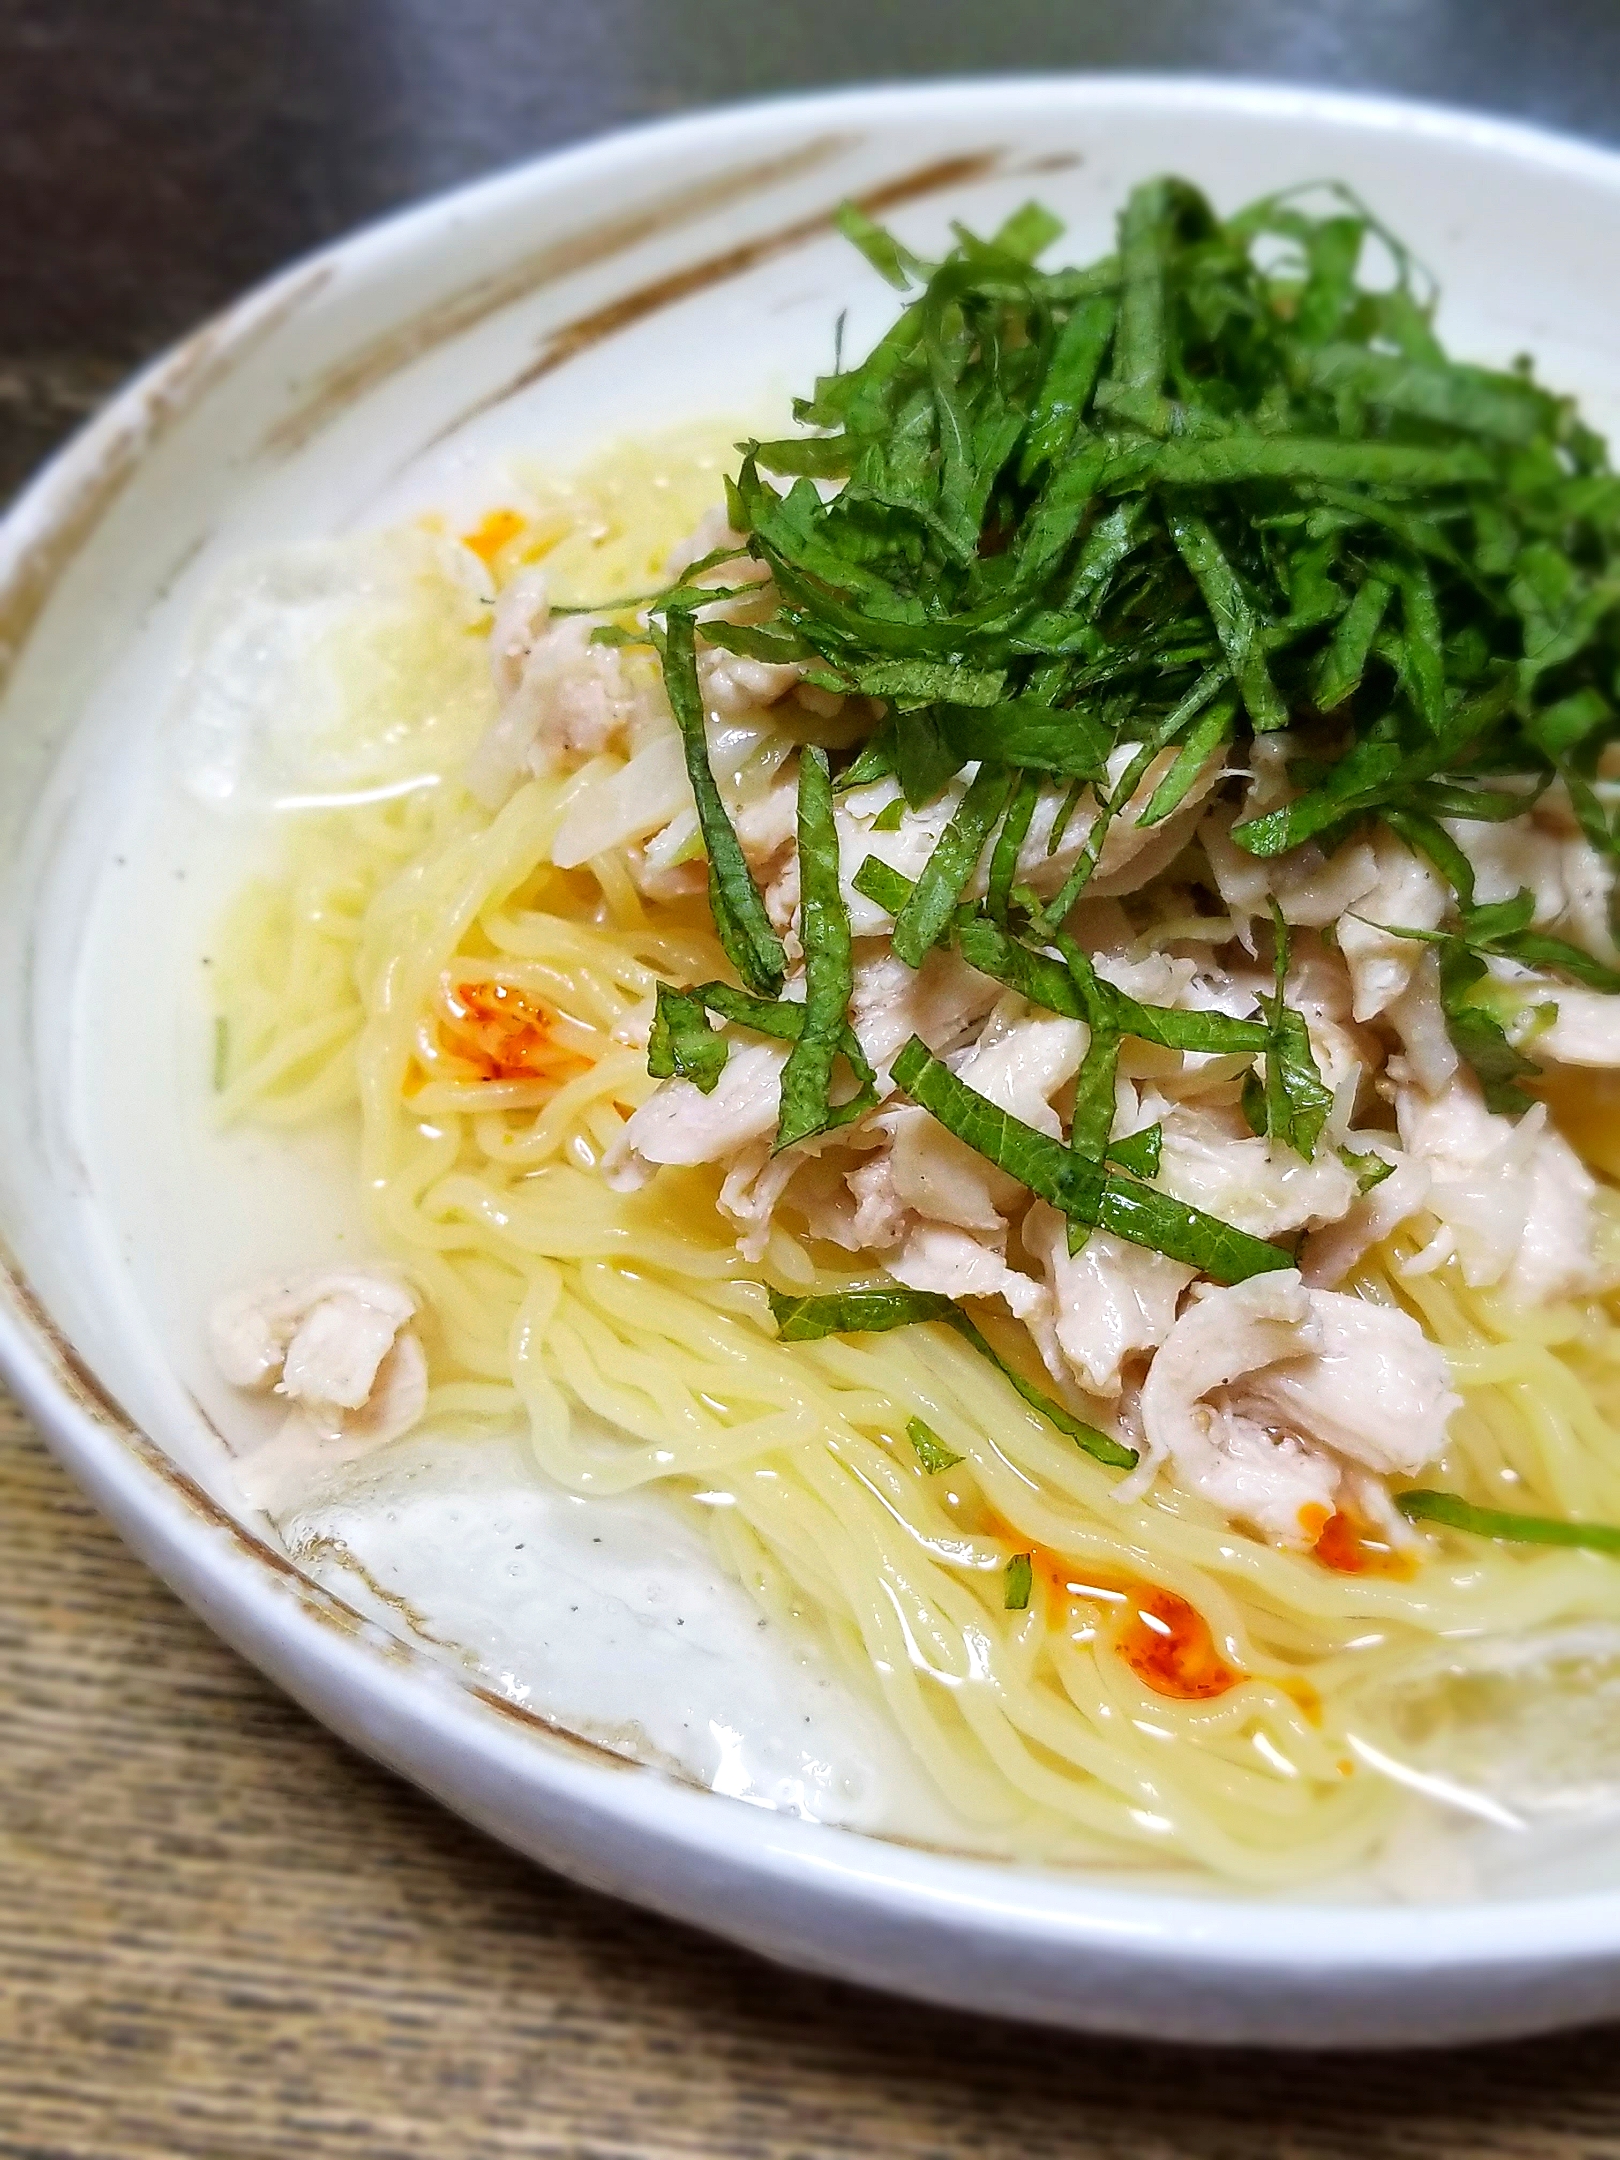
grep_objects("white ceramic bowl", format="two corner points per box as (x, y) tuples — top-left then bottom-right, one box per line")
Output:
(9, 76), (1620, 2048)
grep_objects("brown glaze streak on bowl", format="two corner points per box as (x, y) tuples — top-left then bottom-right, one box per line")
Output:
(438, 149), (1010, 446)
(0, 1246), (645, 1775)
(0, 266), (332, 703)
(258, 134), (862, 461)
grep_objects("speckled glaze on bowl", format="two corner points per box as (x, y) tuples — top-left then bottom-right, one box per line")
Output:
(8, 78), (1620, 2048)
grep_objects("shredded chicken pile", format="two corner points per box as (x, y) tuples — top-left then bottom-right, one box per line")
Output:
(462, 518), (1619, 1553)
(208, 516), (1619, 1544)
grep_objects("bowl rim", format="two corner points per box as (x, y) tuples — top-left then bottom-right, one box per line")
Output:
(10, 69), (1620, 2034)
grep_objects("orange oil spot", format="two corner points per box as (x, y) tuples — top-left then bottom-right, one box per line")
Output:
(1278, 1675), (1324, 1726)
(1116, 1585), (1239, 1702)
(461, 508), (527, 566)
(1297, 1501), (1333, 1544)
(984, 1519), (1240, 1703)
(439, 979), (591, 1083)
(1313, 1509), (1415, 1579)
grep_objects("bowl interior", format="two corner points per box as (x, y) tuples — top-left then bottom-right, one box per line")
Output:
(10, 77), (1620, 2041)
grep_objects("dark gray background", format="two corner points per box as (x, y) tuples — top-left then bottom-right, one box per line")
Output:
(5, 0), (1620, 496)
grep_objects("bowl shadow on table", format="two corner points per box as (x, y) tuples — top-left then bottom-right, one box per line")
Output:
(7, 1412), (1619, 2159)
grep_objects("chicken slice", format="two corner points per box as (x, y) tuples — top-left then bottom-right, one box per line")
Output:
(209, 1268), (428, 1512)
(1395, 1067), (1601, 1304)
(1025, 1203), (1194, 1399)
(1522, 982), (1620, 1069)
(1202, 815), (1381, 936)
(848, 942), (1002, 1085)
(1134, 1271), (1457, 1546)
(1443, 806), (1620, 968)
(888, 1221), (1045, 1319)
(1152, 1098), (1359, 1237)
(1336, 829), (1451, 1022)
(469, 569), (659, 804)
(1386, 949), (1461, 1096)
(1009, 742), (1225, 911)
(1300, 1153), (1430, 1288)
(605, 1036), (790, 1189)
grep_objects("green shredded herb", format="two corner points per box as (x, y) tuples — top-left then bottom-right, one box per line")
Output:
(631, 178), (1620, 1302)
(648, 983), (728, 1093)
(852, 854), (917, 916)
(1108, 1123), (1163, 1179)
(988, 769), (1041, 921)
(891, 763), (1015, 966)
(1004, 1552), (1034, 1610)
(1340, 1146), (1397, 1195)
(1362, 885), (1620, 1116)
(890, 1036), (1292, 1284)
(702, 178), (1620, 884)
(907, 1416), (965, 1474)
(767, 1285), (1135, 1468)
(661, 610), (785, 998)
(650, 980), (871, 1073)
(1240, 906), (1333, 1161)
(1398, 1489), (1620, 1555)
(775, 748), (877, 1150)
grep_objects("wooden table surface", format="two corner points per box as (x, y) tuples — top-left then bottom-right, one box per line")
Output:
(12, 5), (1620, 2150)
(8, 1385), (1620, 2159)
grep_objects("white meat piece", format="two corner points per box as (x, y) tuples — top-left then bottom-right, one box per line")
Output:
(1202, 814), (1382, 934)
(1396, 1067), (1601, 1303)
(790, 1144), (910, 1254)
(756, 777), (972, 946)
(1134, 1273), (1338, 1543)
(1337, 829), (1451, 1021)
(881, 1106), (1014, 1232)
(1386, 949), (1461, 1095)
(665, 509), (813, 745)
(470, 569), (654, 804)
(717, 1140), (806, 1263)
(845, 1151), (908, 1248)
(486, 563), (552, 708)
(865, 1002), (1087, 1240)
(697, 642), (804, 719)
(604, 942), (1000, 1240)
(1281, 940), (1380, 1100)
(1135, 1271), (1456, 1546)
(208, 1269), (428, 1512)
(1444, 808), (1620, 967)
(211, 1268), (416, 1404)
(1238, 1287), (1461, 1475)
(888, 1221), (1045, 1320)
(733, 769), (800, 866)
(1025, 1203), (1194, 1399)
(1300, 1153), (1430, 1288)
(1524, 982), (1620, 1069)
(848, 942), (1001, 1084)
(1006, 743), (1224, 913)
(1093, 951), (1260, 1096)
(1152, 1098), (1359, 1237)
(952, 999), (1086, 1132)
(605, 1037), (789, 1188)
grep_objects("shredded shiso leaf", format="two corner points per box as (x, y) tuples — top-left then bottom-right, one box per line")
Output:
(633, 177), (1620, 1500)
(768, 1287), (1135, 1468)
(1398, 1490), (1620, 1554)
(906, 1415), (965, 1474)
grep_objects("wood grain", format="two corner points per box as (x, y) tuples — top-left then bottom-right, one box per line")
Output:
(4, 1390), (1620, 2156)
